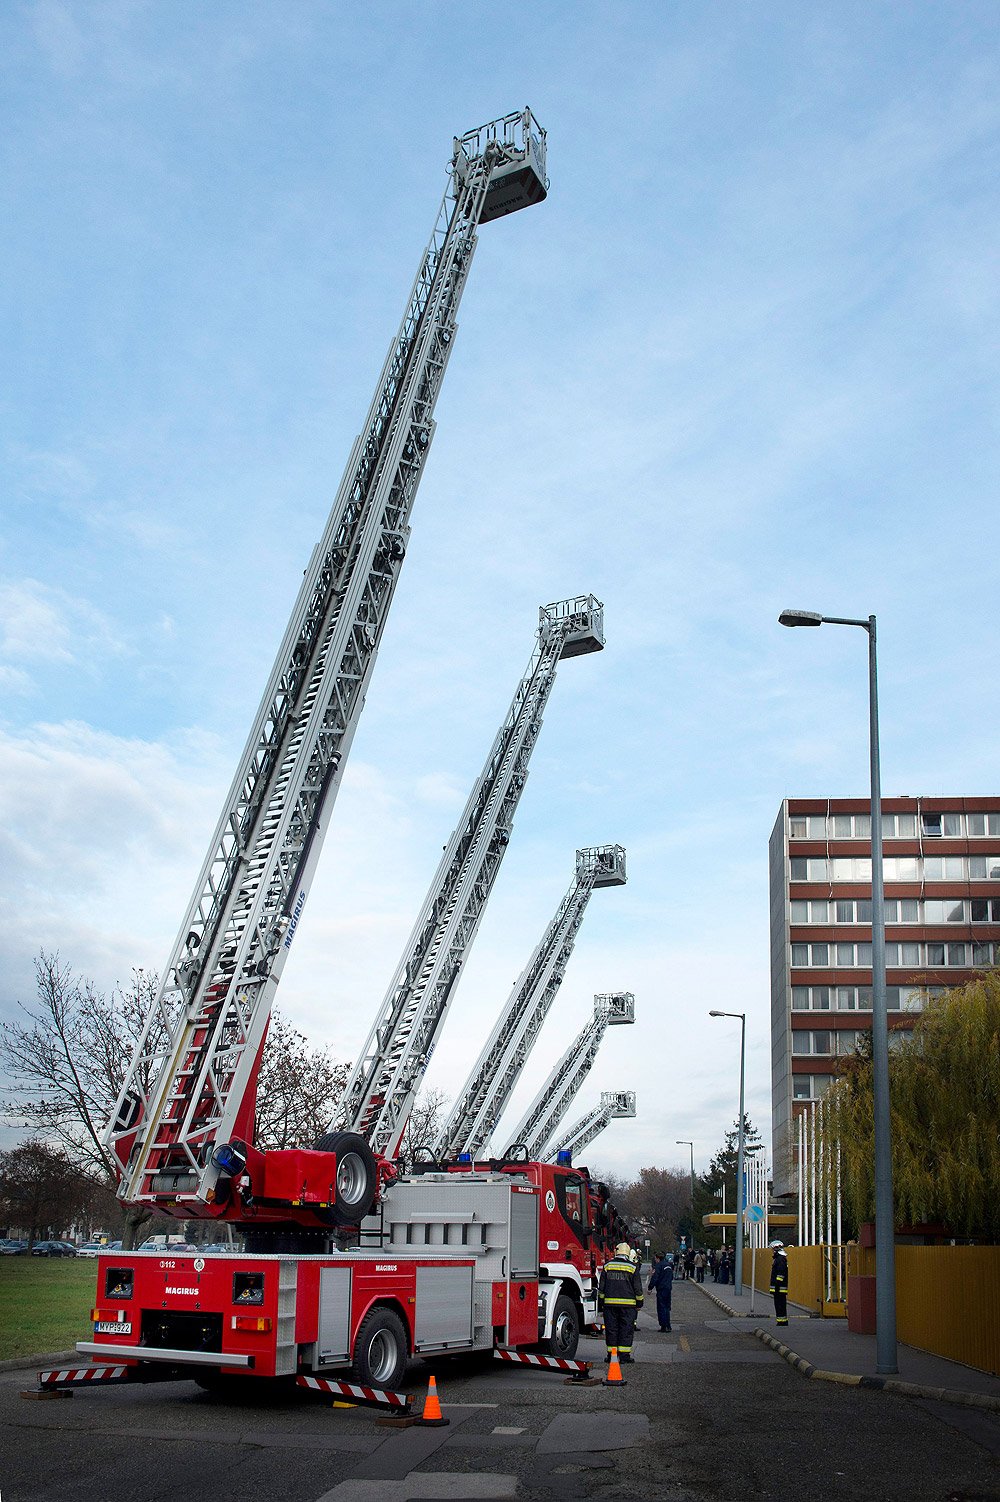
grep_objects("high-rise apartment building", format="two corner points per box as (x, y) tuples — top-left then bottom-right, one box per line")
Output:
(769, 796), (1000, 1195)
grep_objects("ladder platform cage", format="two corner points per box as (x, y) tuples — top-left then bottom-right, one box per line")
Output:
(541, 595), (604, 660)
(455, 108), (548, 224)
(576, 844), (626, 888)
(596, 992), (635, 1024)
(600, 1091), (637, 1118)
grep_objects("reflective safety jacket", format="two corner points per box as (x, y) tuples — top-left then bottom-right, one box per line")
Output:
(598, 1256), (644, 1308)
(769, 1250), (789, 1294)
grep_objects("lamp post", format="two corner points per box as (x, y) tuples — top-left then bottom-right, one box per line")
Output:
(676, 1139), (695, 1236)
(709, 1009), (746, 1296)
(778, 607), (897, 1375)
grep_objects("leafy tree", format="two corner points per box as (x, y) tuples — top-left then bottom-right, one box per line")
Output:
(701, 1114), (765, 1209)
(826, 974), (1000, 1238)
(0, 1141), (89, 1244)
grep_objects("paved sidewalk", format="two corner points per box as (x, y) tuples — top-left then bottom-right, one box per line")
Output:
(692, 1276), (1000, 1412)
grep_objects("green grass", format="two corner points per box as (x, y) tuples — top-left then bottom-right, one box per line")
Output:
(0, 1258), (99, 1361)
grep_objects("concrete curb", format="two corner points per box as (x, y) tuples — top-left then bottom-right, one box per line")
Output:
(695, 1284), (753, 1318)
(692, 1279), (1000, 1415)
(0, 1351), (76, 1375)
(752, 1328), (1000, 1415)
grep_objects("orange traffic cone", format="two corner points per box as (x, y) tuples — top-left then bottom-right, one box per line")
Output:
(416, 1372), (450, 1427)
(604, 1347), (626, 1386)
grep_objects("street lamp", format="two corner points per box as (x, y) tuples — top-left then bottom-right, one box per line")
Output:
(709, 1009), (746, 1296)
(779, 607), (897, 1375)
(676, 1140), (695, 1232)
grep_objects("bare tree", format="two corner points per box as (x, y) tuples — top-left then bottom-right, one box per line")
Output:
(0, 952), (352, 1246)
(0, 953), (161, 1246)
(398, 1087), (450, 1164)
(254, 1012), (349, 1150)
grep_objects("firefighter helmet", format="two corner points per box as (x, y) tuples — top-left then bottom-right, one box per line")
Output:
(615, 1241), (632, 1257)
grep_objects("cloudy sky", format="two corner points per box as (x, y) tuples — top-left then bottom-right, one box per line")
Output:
(3, 2), (999, 1181)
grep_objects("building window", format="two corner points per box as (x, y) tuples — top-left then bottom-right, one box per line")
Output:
(790, 816), (808, 838)
(790, 899), (830, 923)
(792, 986), (832, 1011)
(923, 899), (966, 923)
(833, 898), (872, 923)
(971, 899), (1000, 922)
(793, 1074), (834, 1101)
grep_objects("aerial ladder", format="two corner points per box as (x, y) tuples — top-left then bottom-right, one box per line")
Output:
(506, 991), (635, 1159)
(435, 847), (627, 1160)
(551, 1090), (637, 1161)
(102, 109), (550, 1230)
(331, 595), (605, 1160)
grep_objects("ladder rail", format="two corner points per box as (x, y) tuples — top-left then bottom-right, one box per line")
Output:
(104, 110), (546, 1208)
(551, 1090), (636, 1158)
(436, 865), (595, 1159)
(337, 602), (604, 1159)
(514, 993), (635, 1158)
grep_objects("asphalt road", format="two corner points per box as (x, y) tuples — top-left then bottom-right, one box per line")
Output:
(2, 1280), (998, 1501)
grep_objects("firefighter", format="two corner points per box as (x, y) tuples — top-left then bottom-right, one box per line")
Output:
(598, 1240), (644, 1362)
(769, 1239), (789, 1326)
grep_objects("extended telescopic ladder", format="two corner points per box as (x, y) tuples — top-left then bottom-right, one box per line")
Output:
(550, 1090), (637, 1160)
(508, 992), (635, 1159)
(333, 598), (605, 1159)
(104, 110), (550, 1212)
(435, 849), (627, 1160)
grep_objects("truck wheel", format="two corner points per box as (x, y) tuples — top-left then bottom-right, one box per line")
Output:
(352, 1306), (408, 1389)
(314, 1131), (378, 1223)
(542, 1294), (580, 1359)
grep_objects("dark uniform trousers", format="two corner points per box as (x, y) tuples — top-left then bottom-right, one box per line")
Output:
(598, 1256), (644, 1356)
(770, 1252), (789, 1326)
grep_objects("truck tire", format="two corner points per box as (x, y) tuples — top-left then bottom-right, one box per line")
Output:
(314, 1131), (378, 1224)
(352, 1306), (408, 1389)
(542, 1294), (580, 1359)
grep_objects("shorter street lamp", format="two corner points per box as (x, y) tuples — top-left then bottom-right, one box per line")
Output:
(676, 1140), (695, 1235)
(710, 1009), (746, 1296)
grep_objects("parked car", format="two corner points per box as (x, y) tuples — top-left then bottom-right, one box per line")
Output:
(0, 1238), (28, 1255)
(76, 1242), (106, 1258)
(30, 1240), (77, 1257)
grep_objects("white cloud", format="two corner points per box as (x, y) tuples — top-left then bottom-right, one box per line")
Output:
(0, 579), (126, 671)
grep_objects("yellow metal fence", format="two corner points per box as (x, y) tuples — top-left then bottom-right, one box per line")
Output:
(743, 1243), (1000, 1376)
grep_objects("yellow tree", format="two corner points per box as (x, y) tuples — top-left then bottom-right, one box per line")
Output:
(826, 973), (1000, 1238)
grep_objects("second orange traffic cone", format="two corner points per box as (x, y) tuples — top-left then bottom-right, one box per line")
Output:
(416, 1373), (450, 1427)
(604, 1347), (626, 1386)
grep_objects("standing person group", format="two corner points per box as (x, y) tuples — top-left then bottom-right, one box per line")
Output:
(647, 1251), (673, 1331)
(597, 1240), (644, 1363)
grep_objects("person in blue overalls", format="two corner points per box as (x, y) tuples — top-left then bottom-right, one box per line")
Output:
(647, 1251), (674, 1332)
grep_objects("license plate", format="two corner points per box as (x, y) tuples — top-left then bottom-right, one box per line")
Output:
(94, 1320), (132, 1335)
